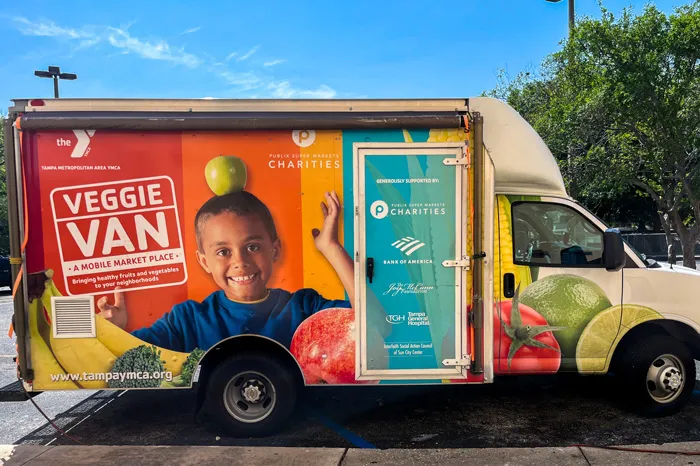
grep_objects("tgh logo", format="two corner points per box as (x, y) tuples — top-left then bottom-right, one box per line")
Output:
(386, 314), (406, 325)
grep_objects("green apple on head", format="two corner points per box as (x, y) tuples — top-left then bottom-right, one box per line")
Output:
(205, 155), (248, 195)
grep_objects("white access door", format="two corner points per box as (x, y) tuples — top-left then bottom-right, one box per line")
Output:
(354, 142), (470, 381)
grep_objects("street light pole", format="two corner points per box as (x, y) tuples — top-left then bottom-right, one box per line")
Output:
(568, 0), (575, 36)
(34, 66), (78, 98)
(546, 0), (576, 195)
(546, 0), (575, 37)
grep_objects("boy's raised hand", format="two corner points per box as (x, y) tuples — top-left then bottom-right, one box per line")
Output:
(311, 190), (355, 309)
(97, 287), (128, 330)
(312, 190), (341, 254)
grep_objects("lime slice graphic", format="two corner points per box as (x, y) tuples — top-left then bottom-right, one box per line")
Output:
(575, 304), (662, 373)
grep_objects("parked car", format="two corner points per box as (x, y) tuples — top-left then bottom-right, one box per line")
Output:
(0, 256), (11, 289)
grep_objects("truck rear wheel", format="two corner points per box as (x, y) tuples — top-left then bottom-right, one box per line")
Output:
(205, 352), (298, 437)
(614, 334), (695, 417)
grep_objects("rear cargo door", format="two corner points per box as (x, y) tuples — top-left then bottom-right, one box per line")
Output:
(354, 142), (469, 381)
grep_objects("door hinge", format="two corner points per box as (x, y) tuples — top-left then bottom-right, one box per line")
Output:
(443, 157), (469, 166)
(442, 357), (471, 367)
(442, 257), (470, 269)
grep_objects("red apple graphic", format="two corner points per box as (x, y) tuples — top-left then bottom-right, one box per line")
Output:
(290, 307), (377, 385)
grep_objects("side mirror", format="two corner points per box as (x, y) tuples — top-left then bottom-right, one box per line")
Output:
(603, 228), (626, 271)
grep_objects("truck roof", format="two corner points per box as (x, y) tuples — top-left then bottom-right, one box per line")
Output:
(469, 97), (567, 198)
(10, 97), (567, 198)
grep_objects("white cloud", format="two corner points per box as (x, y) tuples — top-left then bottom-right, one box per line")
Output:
(268, 82), (337, 99)
(106, 27), (202, 68)
(12, 17), (201, 68)
(13, 16), (93, 39)
(263, 59), (286, 67)
(11, 16), (339, 99)
(219, 71), (262, 90)
(237, 46), (260, 62)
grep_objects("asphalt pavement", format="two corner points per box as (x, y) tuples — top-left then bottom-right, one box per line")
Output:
(0, 289), (97, 445)
(11, 372), (700, 449)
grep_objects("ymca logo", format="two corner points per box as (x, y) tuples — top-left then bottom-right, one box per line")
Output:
(391, 236), (425, 256)
(291, 130), (316, 147)
(70, 130), (96, 158)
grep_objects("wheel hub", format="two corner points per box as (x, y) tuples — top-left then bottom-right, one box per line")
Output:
(241, 380), (266, 403)
(223, 370), (277, 424)
(646, 354), (685, 403)
(663, 368), (682, 391)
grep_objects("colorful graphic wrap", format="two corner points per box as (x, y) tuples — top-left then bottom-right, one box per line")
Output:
(22, 127), (474, 390)
(20, 126), (665, 391)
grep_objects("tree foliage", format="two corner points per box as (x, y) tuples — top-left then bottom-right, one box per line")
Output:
(486, 2), (700, 268)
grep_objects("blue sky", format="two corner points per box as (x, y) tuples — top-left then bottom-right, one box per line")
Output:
(0, 0), (692, 110)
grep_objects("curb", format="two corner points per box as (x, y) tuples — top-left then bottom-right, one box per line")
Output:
(3, 443), (700, 465)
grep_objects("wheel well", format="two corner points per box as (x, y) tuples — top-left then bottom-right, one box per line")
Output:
(192, 336), (305, 413)
(611, 319), (700, 369)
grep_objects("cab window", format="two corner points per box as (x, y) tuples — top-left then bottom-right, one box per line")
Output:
(511, 202), (604, 267)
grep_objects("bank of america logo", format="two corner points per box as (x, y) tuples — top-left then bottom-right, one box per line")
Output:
(391, 237), (425, 256)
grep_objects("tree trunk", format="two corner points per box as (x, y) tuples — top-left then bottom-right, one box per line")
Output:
(678, 230), (698, 270)
(659, 212), (675, 262)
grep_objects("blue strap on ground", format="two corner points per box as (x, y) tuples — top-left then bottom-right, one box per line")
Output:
(316, 414), (377, 449)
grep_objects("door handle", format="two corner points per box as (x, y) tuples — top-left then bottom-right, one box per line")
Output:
(503, 272), (515, 298)
(367, 258), (374, 283)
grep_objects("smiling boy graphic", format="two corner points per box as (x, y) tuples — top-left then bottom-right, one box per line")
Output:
(98, 189), (355, 353)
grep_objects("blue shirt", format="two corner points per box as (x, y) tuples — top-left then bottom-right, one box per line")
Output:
(131, 288), (351, 353)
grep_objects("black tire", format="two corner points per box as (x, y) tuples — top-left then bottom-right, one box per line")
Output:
(204, 352), (298, 437)
(614, 334), (695, 417)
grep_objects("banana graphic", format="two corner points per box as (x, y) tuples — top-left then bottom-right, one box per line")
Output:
(45, 280), (189, 376)
(27, 297), (79, 390)
(94, 315), (188, 376)
(39, 284), (116, 390)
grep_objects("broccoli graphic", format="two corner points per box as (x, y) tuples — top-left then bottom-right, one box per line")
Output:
(108, 345), (166, 389)
(180, 348), (205, 386)
(160, 347), (205, 388)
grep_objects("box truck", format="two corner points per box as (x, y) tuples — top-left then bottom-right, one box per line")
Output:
(3, 96), (700, 436)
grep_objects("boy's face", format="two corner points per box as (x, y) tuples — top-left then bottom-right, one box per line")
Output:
(196, 211), (280, 302)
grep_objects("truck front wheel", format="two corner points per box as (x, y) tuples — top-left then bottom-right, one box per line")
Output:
(205, 352), (298, 437)
(615, 334), (695, 417)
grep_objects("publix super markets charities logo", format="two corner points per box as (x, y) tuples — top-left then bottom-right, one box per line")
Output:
(370, 201), (447, 219)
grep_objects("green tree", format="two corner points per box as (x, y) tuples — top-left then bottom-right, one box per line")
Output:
(487, 2), (700, 268)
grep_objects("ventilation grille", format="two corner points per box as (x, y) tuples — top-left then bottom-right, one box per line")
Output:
(51, 296), (96, 339)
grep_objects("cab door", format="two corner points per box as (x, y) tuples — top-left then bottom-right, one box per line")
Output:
(495, 196), (623, 373)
